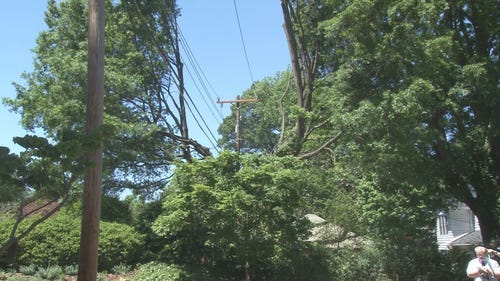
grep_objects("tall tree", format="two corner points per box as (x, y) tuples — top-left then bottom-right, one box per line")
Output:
(221, 0), (499, 243)
(280, 0), (341, 157)
(122, 0), (207, 161)
(3, 0), (209, 198)
(319, 0), (499, 242)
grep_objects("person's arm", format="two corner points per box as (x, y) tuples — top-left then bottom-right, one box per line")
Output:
(487, 250), (500, 278)
(488, 249), (500, 258)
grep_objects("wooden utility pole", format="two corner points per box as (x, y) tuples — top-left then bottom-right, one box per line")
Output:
(217, 96), (258, 153)
(77, 0), (104, 280)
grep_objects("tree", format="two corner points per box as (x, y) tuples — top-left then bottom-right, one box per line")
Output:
(217, 71), (296, 154)
(219, 1), (497, 277)
(3, 0), (209, 199)
(221, 0), (499, 244)
(318, 0), (499, 243)
(153, 152), (331, 280)
(0, 134), (86, 266)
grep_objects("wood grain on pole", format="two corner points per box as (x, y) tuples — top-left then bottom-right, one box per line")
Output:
(77, 0), (104, 279)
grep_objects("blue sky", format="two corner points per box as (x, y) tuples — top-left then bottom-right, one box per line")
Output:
(0, 1), (290, 154)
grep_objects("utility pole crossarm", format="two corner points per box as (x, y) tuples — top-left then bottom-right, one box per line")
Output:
(217, 98), (259, 104)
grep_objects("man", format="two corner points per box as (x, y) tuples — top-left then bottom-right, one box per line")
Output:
(467, 246), (500, 280)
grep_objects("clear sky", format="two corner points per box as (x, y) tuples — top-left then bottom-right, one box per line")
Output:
(0, 1), (290, 154)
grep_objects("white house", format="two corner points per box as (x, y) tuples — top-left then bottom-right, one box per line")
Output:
(436, 202), (482, 251)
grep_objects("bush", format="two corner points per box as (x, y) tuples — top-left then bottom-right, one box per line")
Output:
(111, 263), (132, 275)
(16, 215), (80, 267)
(134, 262), (186, 281)
(11, 213), (144, 270)
(63, 265), (78, 276)
(35, 265), (64, 280)
(19, 264), (37, 276)
(134, 262), (222, 281)
(99, 222), (145, 270)
(0, 217), (38, 267)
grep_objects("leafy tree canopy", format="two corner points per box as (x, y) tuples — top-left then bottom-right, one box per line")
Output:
(153, 152), (331, 280)
(2, 0), (208, 198)
(220, 0), (499, 243)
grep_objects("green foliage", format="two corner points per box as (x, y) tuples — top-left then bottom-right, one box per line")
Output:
(0, 147), (25, 203)
(1, 213), (144, 271)
(325, 242), (470, 281)
(125, 198), (168, 262)
(16, 214), (80, 267)
(18, 264), (37, 276)
(100, 196), (132, 224)
(2, 0), (192, 198)
(111, 263), (131, 275)
(218, 71), (296, 153)
(63, 265), (78, 276)
(0, 135), (87, 263)
(319, 0), (499, 241)
(35, 265), (64, 280)
(133, 262), (187, 281)
(61, 195), (133, 224)
(153, 152), (331, 280)
(99, 221), (145, 270)
(134, 262), (221, 281)
(5, 275), (44, 281)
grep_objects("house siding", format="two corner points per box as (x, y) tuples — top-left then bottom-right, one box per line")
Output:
(436, 202), (481, 251)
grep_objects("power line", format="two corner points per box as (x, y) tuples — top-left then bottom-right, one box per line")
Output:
(177, 25), (224, 122)
(130, 1), (220, 154)
(183, 87), (221, 154)
(233, 0), (254, 83)
(176, 25), (224, 153)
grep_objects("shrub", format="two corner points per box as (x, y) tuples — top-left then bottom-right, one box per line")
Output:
(36, 265), (64, 280)
(63, 265), (78, 276)
(13, 213), (144, 270)
(134, 262), (221, 281)
(111, 263), (132, 275)
(17, 215), (80, 267)
(4, 276), (21, 281)
(19, 264), (37, 276)
(99, 222), (145, 270)
(134, 262), (186, 281)
(0, 217), (37, 267)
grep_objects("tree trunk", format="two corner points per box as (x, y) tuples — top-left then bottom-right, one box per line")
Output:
(4, 239), (17, 267)
(281, 0), (305, 154)
(466, 190), (499, 244)
(280, 0), (318, 155)
(172, 23), (192, 161)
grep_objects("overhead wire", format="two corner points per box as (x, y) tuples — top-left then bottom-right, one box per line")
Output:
(182, 87), (221, 153)
(140, 0), (259, 154)
(131, 0), (221, 153)
(177, 25), (224, 122)
(232, 0), (255, 84)
(176, 26), (224, 152)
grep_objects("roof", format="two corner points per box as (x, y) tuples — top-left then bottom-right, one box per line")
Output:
(448, 231), (482, 247)
(22, 200), (60, 218)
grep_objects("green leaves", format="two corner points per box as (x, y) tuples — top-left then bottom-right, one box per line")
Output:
(152, 152), (319, 279)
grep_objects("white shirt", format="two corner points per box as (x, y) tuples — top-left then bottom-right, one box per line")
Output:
(467, 257), (500, 281)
